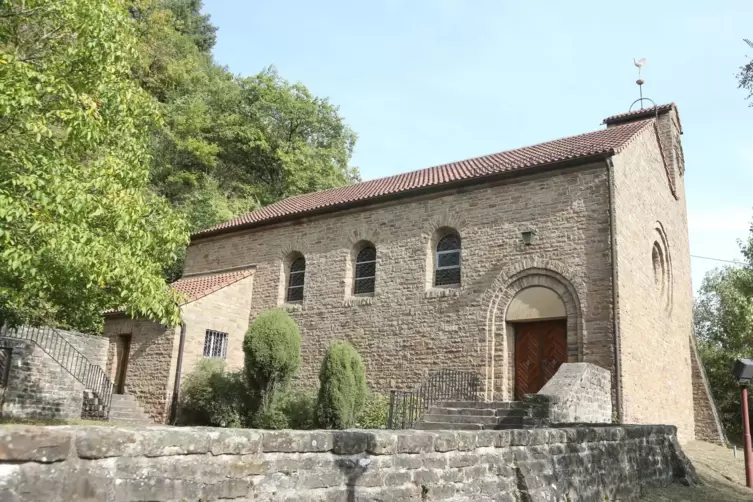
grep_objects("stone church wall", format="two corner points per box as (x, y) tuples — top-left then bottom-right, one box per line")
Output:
(184, 163), (614, 397)
(0, 424), (697, 501)
(610, 115), (696, 443)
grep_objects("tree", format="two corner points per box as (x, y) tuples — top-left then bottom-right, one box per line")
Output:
(694, 266), (753, 439)
(128, 2), (360, 281)
(739, 39), (753, 104)
(316, 342), (367, 429)
(243, 309), (301, 421)
(0, 0), (188, 331)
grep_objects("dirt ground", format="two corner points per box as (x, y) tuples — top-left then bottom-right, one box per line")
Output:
(642, 440), (753, 501)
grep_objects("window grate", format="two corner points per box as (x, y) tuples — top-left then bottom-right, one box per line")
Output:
(354, 246), (377, 295)
(434, 234), (461, 286)
(203, 330), (228, 359)
(286, 257), (306, 303)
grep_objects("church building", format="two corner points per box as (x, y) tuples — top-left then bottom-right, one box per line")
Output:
(103, 103), (723, 444)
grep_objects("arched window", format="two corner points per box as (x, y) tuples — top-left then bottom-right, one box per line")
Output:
(286, 257), (305, 302)
(353, 246), (376, 295)
(434, 233), (461, 286)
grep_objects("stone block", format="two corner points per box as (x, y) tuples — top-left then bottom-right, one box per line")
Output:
(0, 426), (72, 462)
(366, 431), (397, 455)
(262, 430), (333, 453)
(207, 428), (262, 455)
(395, 431), (434, 454)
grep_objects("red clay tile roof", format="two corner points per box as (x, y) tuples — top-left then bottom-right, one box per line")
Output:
(103, 269), (255, 315)
(193, 118), (655, 239)
(172, 269), (254, 305)
(603, 103), (681, 132)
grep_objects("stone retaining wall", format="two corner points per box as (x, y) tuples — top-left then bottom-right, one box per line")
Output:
(0, 424), (696, 501)
(0, 327), (108, 420)
(0, 339), (85, 420)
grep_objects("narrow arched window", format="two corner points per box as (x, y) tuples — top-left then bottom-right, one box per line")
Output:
(354, 246), (376, 295)
(286, 257), (305, 302)
(434, 233), (461, 286)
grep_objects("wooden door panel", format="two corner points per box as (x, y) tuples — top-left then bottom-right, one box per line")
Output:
(515, 326), (541, 399)
(514, 320), (567, 400)
(541, 323), (567, 383)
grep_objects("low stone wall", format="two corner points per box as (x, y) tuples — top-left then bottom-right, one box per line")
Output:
(530, 362), (613, 424)
(0, 338), (85, 420)
(0, 327), (108, 420)
(0, 424), (696, 501)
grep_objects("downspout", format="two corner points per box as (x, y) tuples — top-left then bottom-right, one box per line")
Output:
(606, 156), (624, 423)
(169, 321), (187, 424)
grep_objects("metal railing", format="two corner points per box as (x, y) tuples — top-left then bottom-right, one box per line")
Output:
(387, 368), (482, 429)
(0, 324), (112, 418)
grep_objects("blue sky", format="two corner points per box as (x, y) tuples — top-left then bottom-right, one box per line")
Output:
(204, 0), (752, 293)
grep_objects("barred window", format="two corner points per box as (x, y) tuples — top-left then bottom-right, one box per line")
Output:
(203, 330), (228, 359)
(354, 246), (376, 295)
(434, 233), (461, 286)
(286, 257), (305, 303)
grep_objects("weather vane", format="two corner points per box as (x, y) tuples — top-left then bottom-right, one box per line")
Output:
(629, 57), (656, 112)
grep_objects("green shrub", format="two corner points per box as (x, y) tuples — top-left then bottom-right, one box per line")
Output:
(315, 342), (367, 429)
(278, 389), (317, 430)
(252, 389), (317, 430)
(177, 359), (246, 427)
(357, 392), (390, 429)
(243, 309), (301, 415)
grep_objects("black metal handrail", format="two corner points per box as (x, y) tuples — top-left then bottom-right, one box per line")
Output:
(387, 368), (482, 429)
(0, 324), (112, 418)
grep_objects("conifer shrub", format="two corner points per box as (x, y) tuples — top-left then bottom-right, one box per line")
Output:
(315, 342), (367, 429)
(243, 308), (301, 418)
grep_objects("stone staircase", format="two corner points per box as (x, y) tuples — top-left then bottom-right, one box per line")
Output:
(416, 400), (548, 430)
(107, 394), (153, 425)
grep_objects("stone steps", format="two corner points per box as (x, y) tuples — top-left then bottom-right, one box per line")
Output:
(107, 394), (153, 425)
(415, 400), (545, 431)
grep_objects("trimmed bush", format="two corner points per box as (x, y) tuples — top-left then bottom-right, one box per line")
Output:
(357, 392), (390, 429)
(243, 309), (301, 415)
(316, 342), (367, 429)
(253, 389), (317, 430)
(177, 359), (246, 428)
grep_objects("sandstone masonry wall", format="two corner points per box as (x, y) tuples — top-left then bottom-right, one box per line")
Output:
(610, 116), (696, 443)
(102, 317), (177, 423)
(56, 329), (108, 370)
(0, 338), (84, 420)
(0, 424), (697, 501)
(689, 335), (726, 444)
(180, 274), (254, 376)
(184, 164), (614, 398)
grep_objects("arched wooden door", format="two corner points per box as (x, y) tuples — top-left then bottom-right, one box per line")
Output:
(514, 320), (567, 400)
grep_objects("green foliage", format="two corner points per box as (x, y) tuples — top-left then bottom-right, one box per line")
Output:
(131, 0), (360, 262)
(357, 392), (390, 429)
(177, 359), (246, 427)
(694, 266), (753, 440)
(243, 309), (301, 416)
(0, 0), (189, 331)
(316, 342), (367, 429)
(277, 389), (317, 430)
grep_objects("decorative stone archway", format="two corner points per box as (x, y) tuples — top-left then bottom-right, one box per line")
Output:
(479, 258), (586, 401)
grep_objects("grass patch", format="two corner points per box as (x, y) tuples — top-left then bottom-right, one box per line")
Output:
(643, 440), (753, 501)
(0, 416), (109, 427)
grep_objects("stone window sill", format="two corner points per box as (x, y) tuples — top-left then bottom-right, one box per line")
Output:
(280, 303), (303, 312)
(425, 287), (461, 299)
(343, 296), (374, 307)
